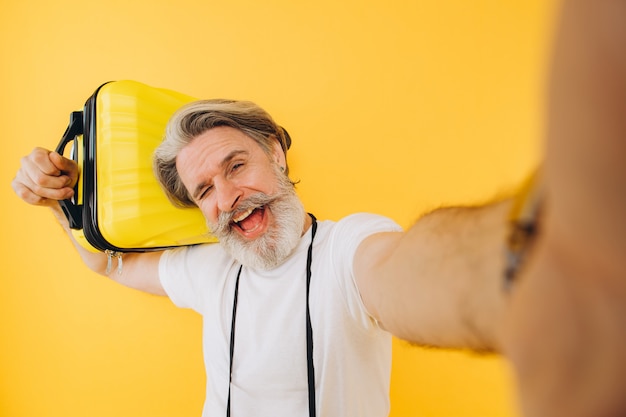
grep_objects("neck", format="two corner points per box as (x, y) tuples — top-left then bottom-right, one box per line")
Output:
(302, 212), (313, 236)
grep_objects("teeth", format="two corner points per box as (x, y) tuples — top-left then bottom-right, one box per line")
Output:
(233, 208), (254, 223)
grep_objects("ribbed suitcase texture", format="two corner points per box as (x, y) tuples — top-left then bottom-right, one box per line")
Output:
(56, 80), (217, 253)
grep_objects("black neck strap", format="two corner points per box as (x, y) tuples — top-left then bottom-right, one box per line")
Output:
(227, 213), (318, 417)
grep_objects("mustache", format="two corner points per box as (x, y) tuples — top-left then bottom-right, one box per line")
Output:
(210, 192), (277, 236)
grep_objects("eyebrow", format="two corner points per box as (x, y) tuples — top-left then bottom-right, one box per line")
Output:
(191, 149), (249, 200)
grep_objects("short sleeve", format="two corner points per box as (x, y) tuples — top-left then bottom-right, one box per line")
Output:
(159, 246), (201, 311)
(328, 213), (403, 329)
(159, 243), (233, 313)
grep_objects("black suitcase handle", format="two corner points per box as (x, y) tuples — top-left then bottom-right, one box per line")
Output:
(55, 111), (84, 230)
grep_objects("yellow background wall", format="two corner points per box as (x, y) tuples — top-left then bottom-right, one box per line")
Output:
(1, 0), (558, 416)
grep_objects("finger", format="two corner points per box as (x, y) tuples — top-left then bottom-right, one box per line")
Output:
(29, 147), (62, 176)
(13, 149), (76, 204)
(20, 152), (73, 191)
(11, 172), (72, 207)
(14, 163), (75, 201)
(49, 150), (79, 187)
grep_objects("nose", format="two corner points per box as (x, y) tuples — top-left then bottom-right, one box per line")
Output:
(214, 177), (242, 213)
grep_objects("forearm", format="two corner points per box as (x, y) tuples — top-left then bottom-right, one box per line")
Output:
(360, 201), (511, 352)
(502, 0), (626, 415)
(48, 203), (111, 275)
(48, 202), (164, 294)
(545, 0), (626, 270)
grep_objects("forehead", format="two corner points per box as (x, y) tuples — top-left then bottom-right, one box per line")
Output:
(175, 126), (266, 178)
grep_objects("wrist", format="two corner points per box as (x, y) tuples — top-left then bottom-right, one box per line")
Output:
(504, 170), (544, 290)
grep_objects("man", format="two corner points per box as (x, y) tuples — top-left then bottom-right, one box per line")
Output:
(13, 99), (510, 415)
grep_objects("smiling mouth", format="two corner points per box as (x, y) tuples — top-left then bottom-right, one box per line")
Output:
(232, 206), (266, 234)
(233, 207), (255, 223)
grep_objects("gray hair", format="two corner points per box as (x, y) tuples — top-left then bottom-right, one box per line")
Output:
(153, 99), (292, 208)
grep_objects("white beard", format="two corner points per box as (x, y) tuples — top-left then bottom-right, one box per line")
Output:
(207, 168), (306, 270)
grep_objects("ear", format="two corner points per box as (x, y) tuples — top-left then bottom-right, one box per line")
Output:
(271, 136), (287, 168)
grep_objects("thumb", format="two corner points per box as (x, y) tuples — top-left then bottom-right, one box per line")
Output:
(49, 151), (79, 187)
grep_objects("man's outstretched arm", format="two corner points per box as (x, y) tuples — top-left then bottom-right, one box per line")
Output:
(355, 200), (511, 352)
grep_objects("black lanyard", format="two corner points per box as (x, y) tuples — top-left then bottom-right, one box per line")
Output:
(227, 214), (318, 417)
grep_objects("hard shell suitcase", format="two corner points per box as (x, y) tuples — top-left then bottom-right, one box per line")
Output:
(56, 80), (217, 256)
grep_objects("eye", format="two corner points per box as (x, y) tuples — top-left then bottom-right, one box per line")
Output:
(198, 185), (213, 201)
(226, 161), (245, 176)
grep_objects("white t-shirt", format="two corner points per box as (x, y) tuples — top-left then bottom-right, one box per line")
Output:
(159, 213), (402, 417)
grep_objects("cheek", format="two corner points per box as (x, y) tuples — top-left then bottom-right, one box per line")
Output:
(198, 200), (219, 225)
(255, 166), (282, 194)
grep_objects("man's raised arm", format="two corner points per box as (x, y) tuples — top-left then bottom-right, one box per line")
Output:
(12, 147), (164, 295)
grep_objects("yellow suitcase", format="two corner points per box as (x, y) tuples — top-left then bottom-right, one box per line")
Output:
(56, 80), (217, 255)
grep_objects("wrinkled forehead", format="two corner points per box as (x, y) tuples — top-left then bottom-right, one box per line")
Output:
(176, 126), (280, 182)
(178, 126), (256, 166)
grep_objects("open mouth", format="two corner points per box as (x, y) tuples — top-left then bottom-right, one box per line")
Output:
(231, 206), (266, 235)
